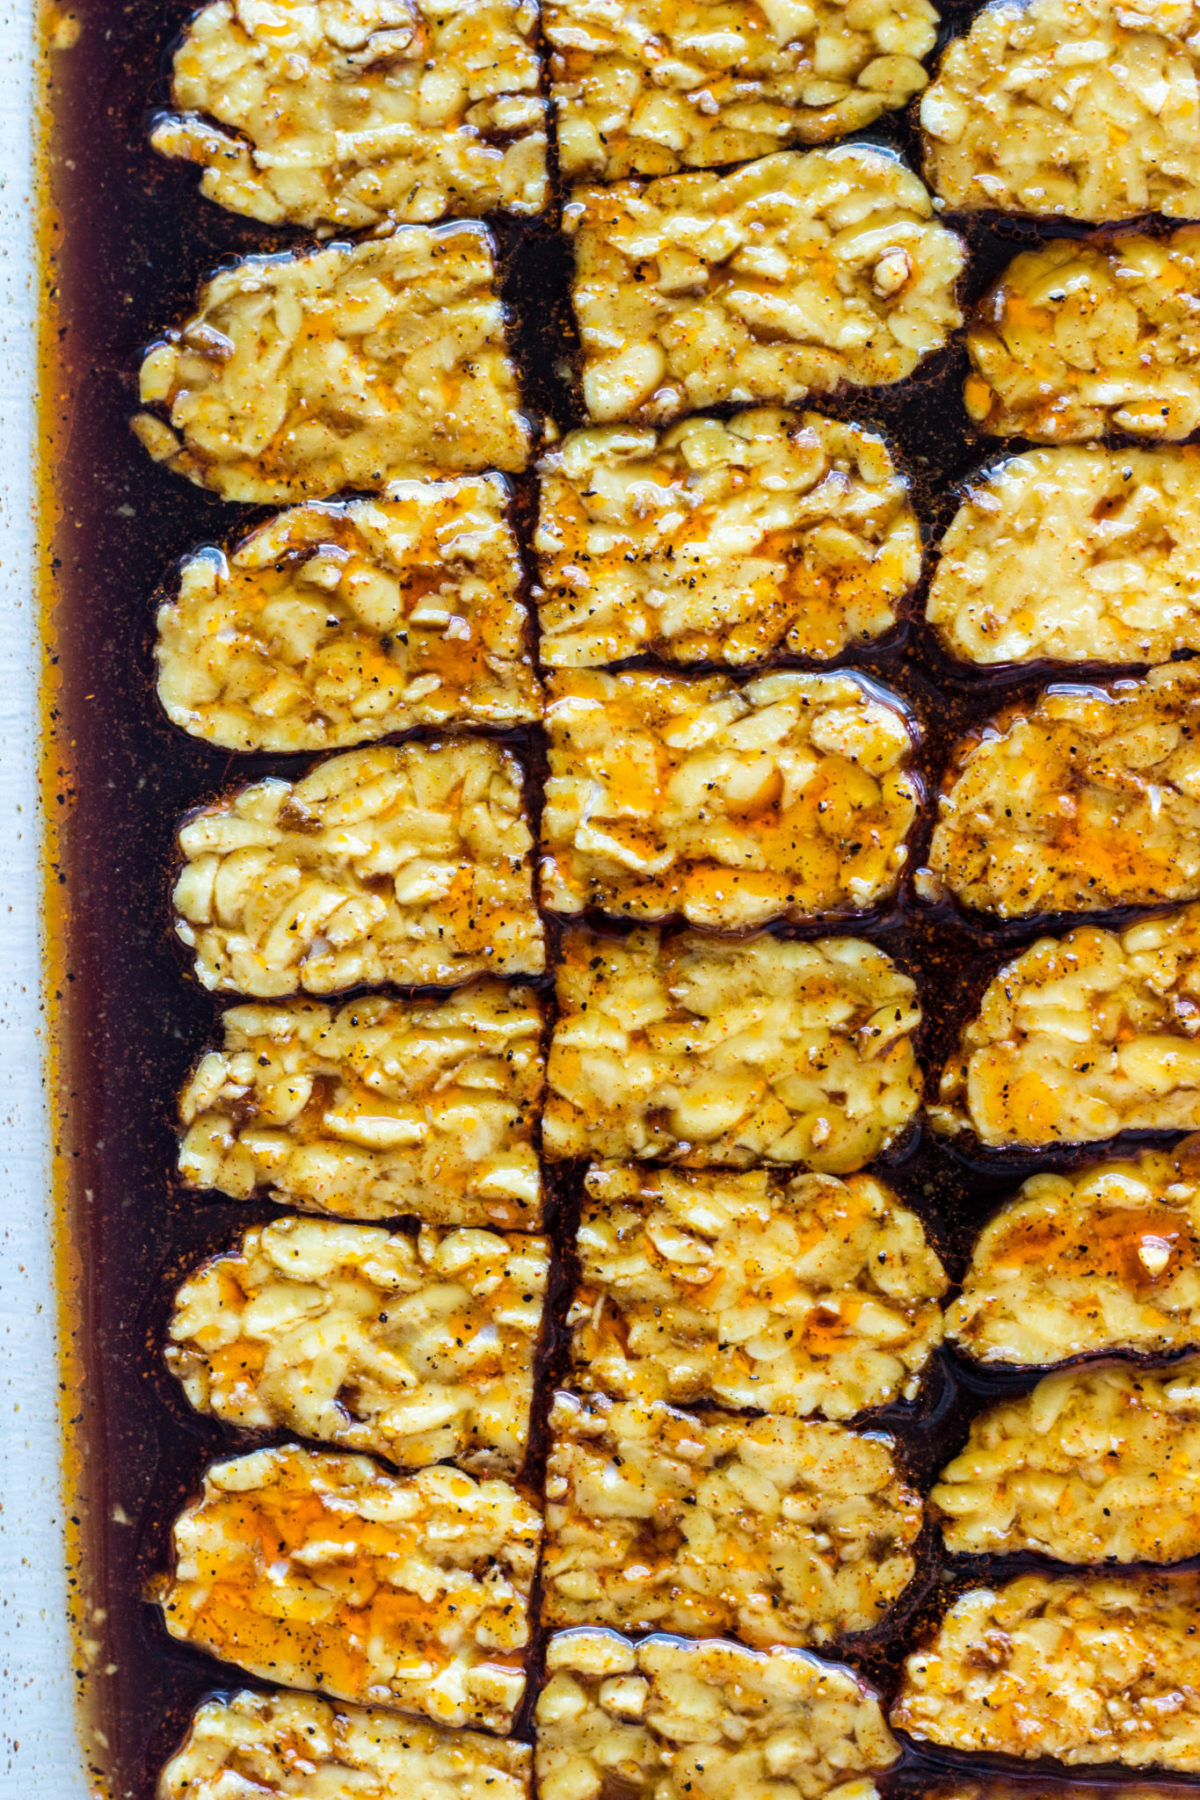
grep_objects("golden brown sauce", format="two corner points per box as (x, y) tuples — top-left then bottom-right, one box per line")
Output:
(41, 3), (1200, 1794)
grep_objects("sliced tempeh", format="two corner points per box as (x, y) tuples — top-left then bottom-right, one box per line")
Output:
(177, 986), (544, 1228)
(925, 446), (1200, 667)
(947, 1138), (1200, 1366)
(151, 0), (548, 230)
(156, 477), (539, 752)
(922, 663), (1200, 918)
(542, 1390), (922, 1643)
(157, 1687), (532, 1800)
(566, 147), (965, 425)
(172, 742), (545, 995)
(537, 1628), (900, 1800)
(132, 228), (530, 502)
(921, 0), (1200, 223)
(932, 906), (1200, 1146)
(535, 411), (920, 667)
(155, 1444), (542, 1731)
(166, 1215), (548, 1473)
(892, 1572), (1200, 1769)
(545, 0), (937, 181)
(568, 1163), (947, 1415)
(933, 1357), (1200, 1563)
(964, 229), (1200, 443)
(541, 668), (920, 929)
(544, 925), (922, 1171)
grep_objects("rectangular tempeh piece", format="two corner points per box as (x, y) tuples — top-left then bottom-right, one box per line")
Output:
(965, 230), (1200, 443)
(569, 1164), (947, 1416)
(925, 446), (1200, 668)
(947, 1140), (1200, 1366)
(156, 477), (539, 752)
(132, 228), (530, 502)
(566, 147), (965, 425)
(920, 0), (1200, 223)
(166, 1216), (548, 1473)
(535, 411), (920, 667)
(172, 743), (545, 995)
(542, 1390), (922, 1643)
(544, 926), (922, 1171)
(892, 1572), (1200, 1769)
(177, 987), (544, 1228)
(537, 1628), (900, 1800)
(932, 905), (1200, 1147)
(151, 0), (548, 231)
(155, 1444), (542, 1731)
(545, 0), (936, 181)
(540, 668), (919, 929)
(921, 663), (1200, 917)
(932, 1358), (1200, 1564)
(158, 1687), (532, 1800)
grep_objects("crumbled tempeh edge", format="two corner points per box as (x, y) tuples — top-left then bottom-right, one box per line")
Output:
(131, 227), (531, 503)
(964, 228), (1200, 443)
(156, 475), (540, 752)
(932, 903), (1200, 1146)
(537, 1627), (900, 1800)
(543, 925), (923, 1172)
(540, 667), (920, 929)
(947, 1136), (1200, 1366)
(569, 1163), (947, 1416)
(166, 1214), (548, 1474)
(932, 1355), (1200, 1564)
(155, 1443), (542, 1732)
(565, 146), (965, 426)
(925, 445), (1200, 667)
(157, 1686), (532, 1800)
(177, 985), (544, 1228)
(151, 0), (548, 230)
(919, 662), (1200, 918)
(544, 0), (938, 181)
(171, 742), (545, 996)
(891, 1571), (1200, 1769)
(921, 0), (1200, 223)
(542, 1389), (923, 1643)
(535, 410), (921, 667)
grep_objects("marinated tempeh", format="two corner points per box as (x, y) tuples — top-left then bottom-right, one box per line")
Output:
(535, 411), (920, 667)
(545, 0), (937, 182)
(965, 230), (1200, 443)
(933, 906), (1200, 1146)
(156, 477), (539, 753)
(569, 1163), (947, 1415)
(541, 668), (920, 928)
(542, 1390), (922, 1643)
(177, 986), (544, 1228)
(892, 1572), (1200, 1769)
(132, 228), (530, 502)
(932, 1357), (1200, 1563)
(921, 0), (1200, 223)
(166, 1216), (548, 1473)
(537, 1628), (900, 1800)
(544, 926), (922, 1171)
(157, 1687), (532, 1800)
(151, 0), (548, 231)
(566, 147), (965, 425)
(172, 742), (545, 995)
(948, 1139), (1200, 1366)
(926, 446), (1200, 667)
(922, 663), (1200, 918)
(155, 1444), (542, 1730)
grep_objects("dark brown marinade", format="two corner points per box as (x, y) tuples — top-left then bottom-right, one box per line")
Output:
(40, 1), (1200, 1796)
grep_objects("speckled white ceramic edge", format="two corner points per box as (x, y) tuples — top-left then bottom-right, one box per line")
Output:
(0, 0), (91, 1790)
